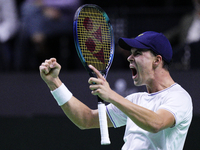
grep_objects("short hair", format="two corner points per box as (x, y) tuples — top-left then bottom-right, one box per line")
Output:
(150, 50), (170, 70)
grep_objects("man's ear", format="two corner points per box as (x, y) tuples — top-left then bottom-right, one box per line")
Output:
(153, 55), (162, 68)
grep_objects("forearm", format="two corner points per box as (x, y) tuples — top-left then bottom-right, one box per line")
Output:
(122, 103), (163, 133)
(109, 92), (164, 133)
(49, 81), (99, 129)
(61, 96), (99, 129)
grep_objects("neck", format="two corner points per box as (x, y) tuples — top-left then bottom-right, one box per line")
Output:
(146, 69), (175, 93)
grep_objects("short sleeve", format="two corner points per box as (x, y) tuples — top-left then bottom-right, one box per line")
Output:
(106, 103), (127, 128)
(158, 91), (193, 126)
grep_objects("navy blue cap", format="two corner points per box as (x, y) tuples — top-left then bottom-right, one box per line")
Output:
(118, 31), (173, 63)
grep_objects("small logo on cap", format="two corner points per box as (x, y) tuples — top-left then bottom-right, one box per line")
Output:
(137, 33), (144, 37)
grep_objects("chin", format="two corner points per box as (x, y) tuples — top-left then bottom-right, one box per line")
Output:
(133, 79), (145, 87)
(133, 80), (140, 86)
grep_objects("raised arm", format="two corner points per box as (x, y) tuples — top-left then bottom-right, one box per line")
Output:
(39, 58), (113, 129)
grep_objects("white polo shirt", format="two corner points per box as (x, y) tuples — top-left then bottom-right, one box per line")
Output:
(106, 83), (193, 150)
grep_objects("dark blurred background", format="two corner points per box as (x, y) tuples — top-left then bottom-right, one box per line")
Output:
(0, 0), (200, 149)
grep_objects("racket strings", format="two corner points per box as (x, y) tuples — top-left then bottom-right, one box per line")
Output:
(77, 7), (112, 70)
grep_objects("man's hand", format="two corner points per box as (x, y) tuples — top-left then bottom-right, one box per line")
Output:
(88, 65), (114, 103)
(39, 58), (62, 90)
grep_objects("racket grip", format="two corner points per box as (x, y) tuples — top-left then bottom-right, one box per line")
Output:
(98, 101), (111, 145)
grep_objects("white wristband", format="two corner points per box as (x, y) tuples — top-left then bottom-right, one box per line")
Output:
(51, 83), (73, 106)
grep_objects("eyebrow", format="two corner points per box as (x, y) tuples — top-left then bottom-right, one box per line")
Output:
(138, 49), (150, 52)
(131, 48), (149, 53)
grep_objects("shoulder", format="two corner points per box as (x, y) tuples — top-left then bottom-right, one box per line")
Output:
(161, 83), (192, 109)
(168, 83), (192, 102)
(160, 83), (193, 125)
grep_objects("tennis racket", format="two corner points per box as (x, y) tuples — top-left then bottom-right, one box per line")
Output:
(73, 4), (114, 145)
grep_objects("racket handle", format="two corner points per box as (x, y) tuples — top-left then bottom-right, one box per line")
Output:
(98, 101), (111, 145)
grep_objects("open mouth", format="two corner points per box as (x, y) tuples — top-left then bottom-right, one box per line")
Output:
(130, 67), (137, 79)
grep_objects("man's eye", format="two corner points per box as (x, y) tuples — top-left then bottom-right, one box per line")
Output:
(134, 51), (141, 56)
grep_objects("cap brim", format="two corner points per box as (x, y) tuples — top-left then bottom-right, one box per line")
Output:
(118, 38), (150, 50)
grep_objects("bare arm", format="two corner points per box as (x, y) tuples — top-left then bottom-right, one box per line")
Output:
(111, 95), (175, 133)
(88, 65), (175, 133)
(39, 58), (113, 129)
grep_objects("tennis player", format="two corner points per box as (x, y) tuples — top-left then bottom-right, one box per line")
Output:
(39, 31), (193, 150)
